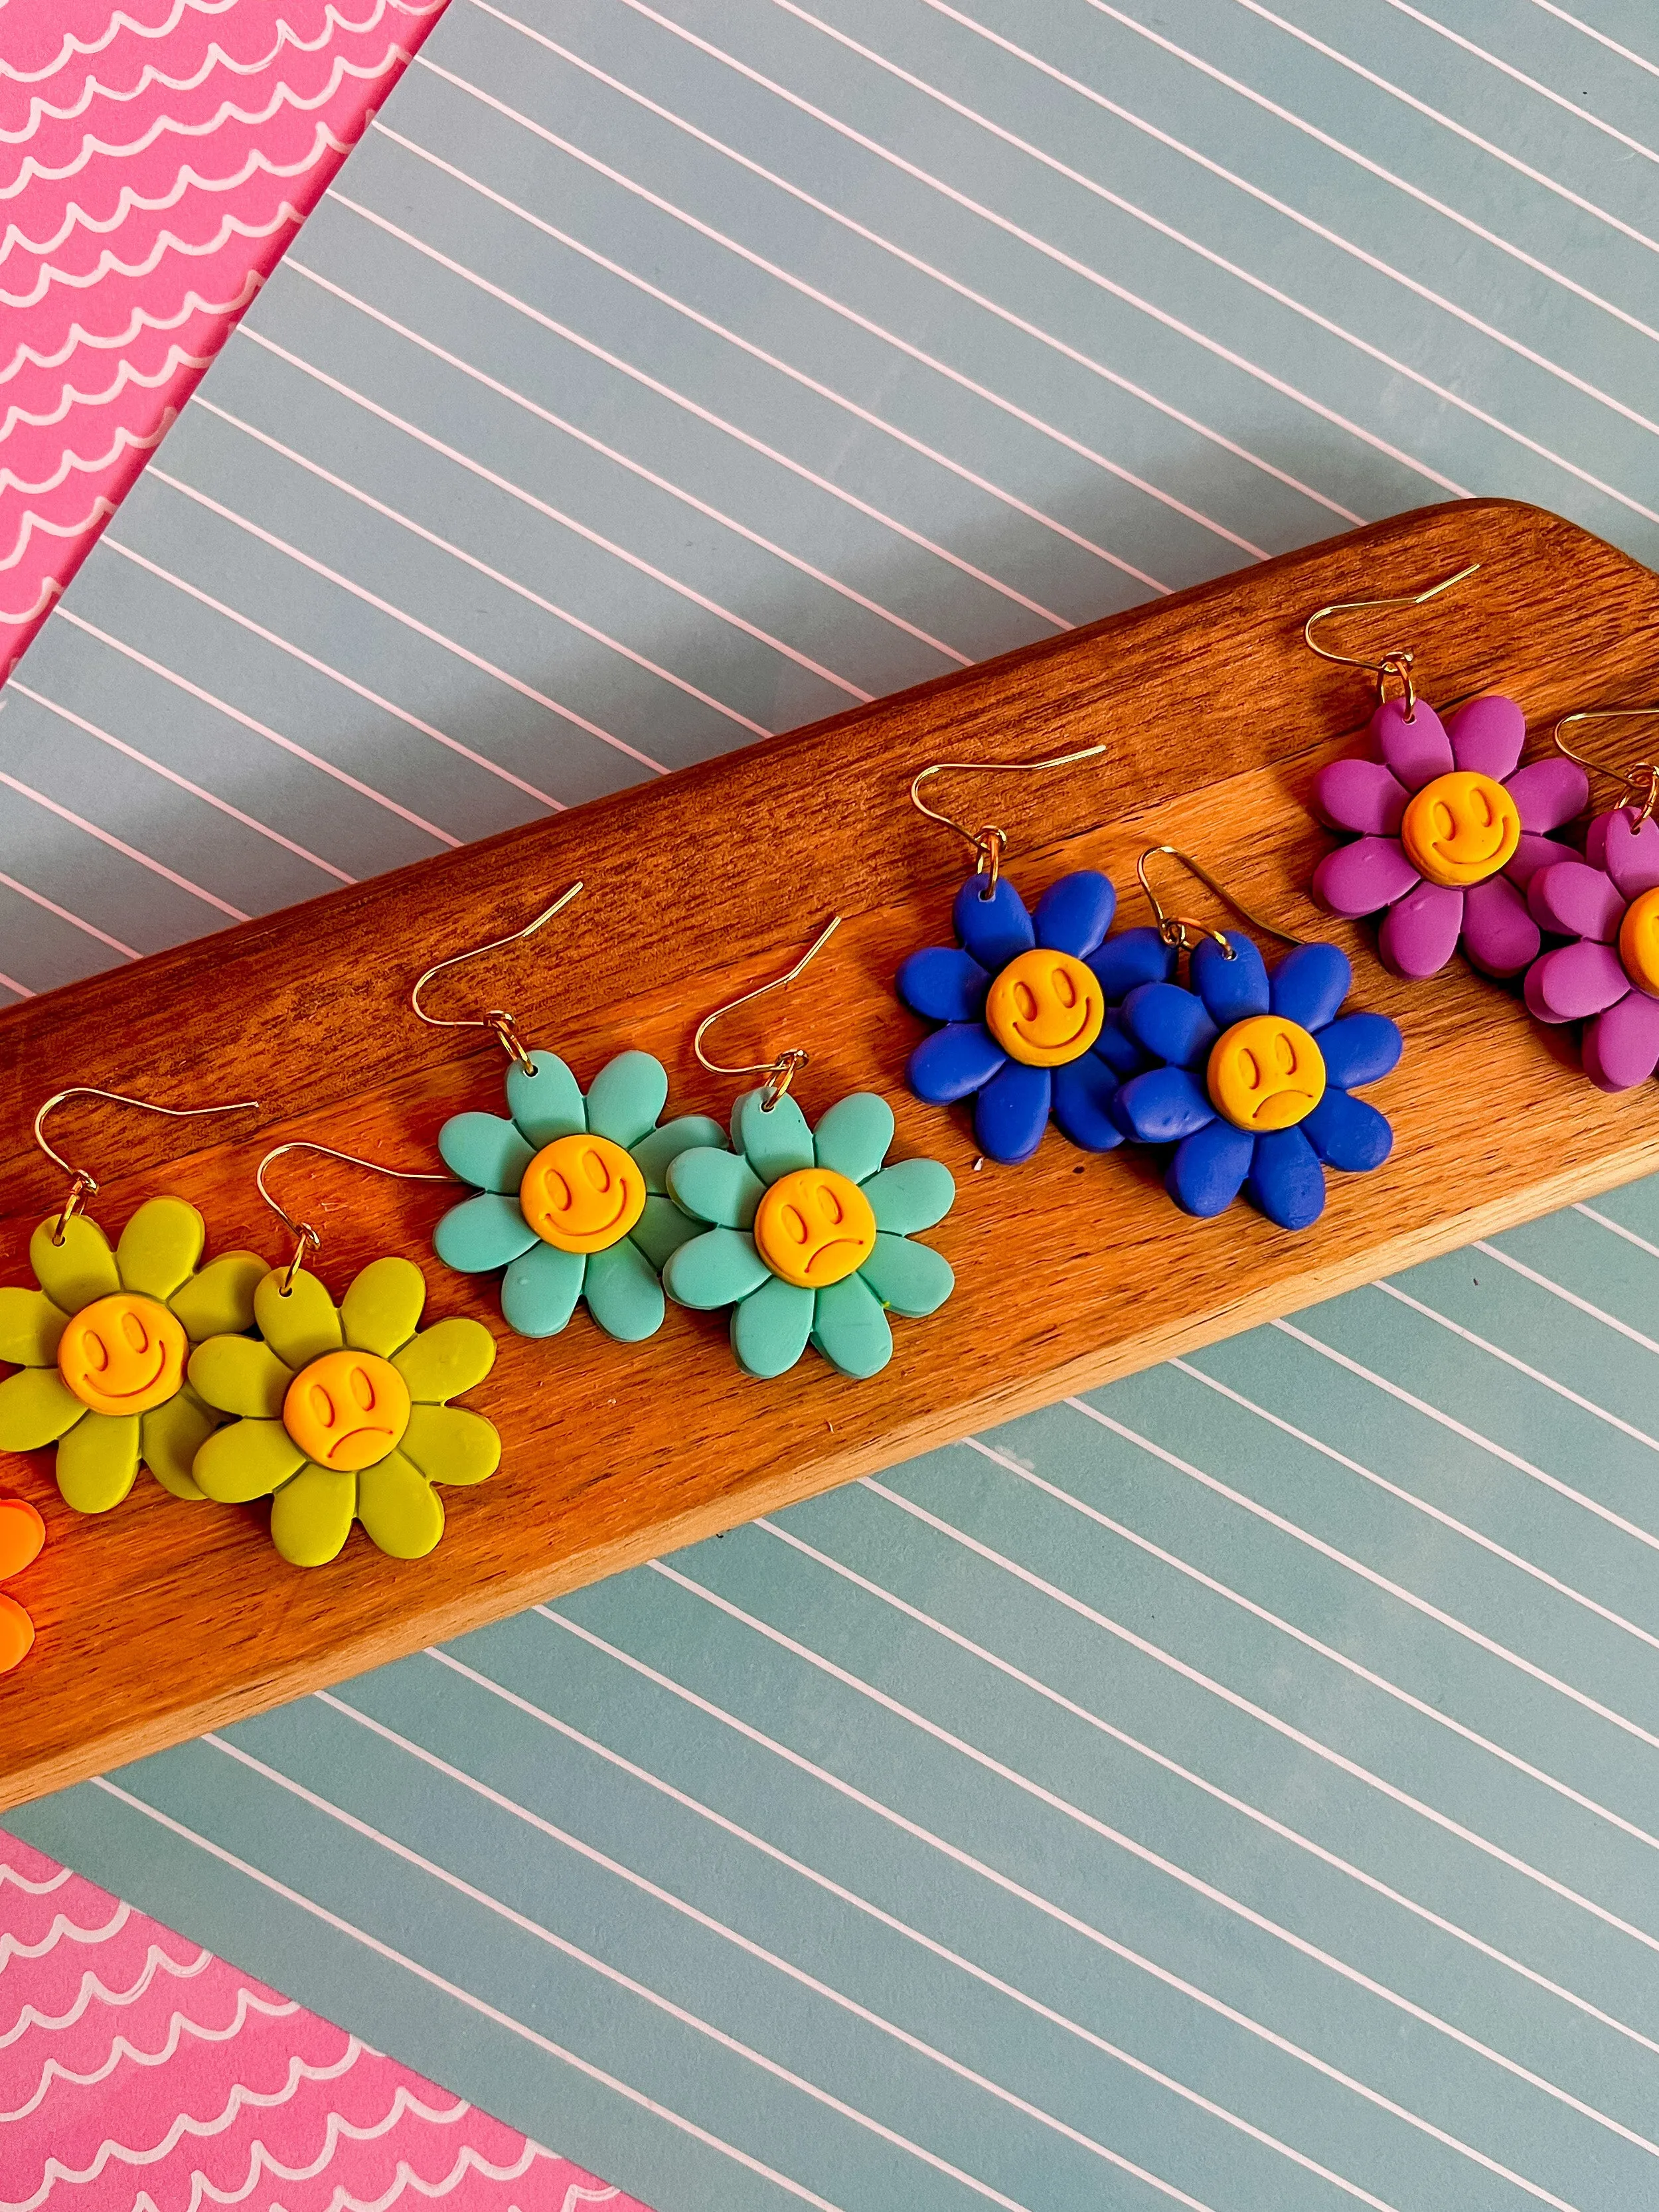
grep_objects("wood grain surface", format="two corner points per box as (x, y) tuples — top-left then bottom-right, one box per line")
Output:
(3, 496), (1658, 1810)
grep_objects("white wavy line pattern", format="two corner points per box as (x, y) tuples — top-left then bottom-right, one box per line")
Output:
(0, 276), (261, 384)
(3, 1987), (317, 2122)
(0, 1861), (74, 1897)
(0, 204), (317, 309)
(0, 351), (212, 440)
(0, 0), (441, 86)
(0, 1944), (218, 2047)
(0, 1901), (130, 1964)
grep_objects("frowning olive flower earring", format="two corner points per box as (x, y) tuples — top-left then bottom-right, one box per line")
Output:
(0, 1087), (262, 1515)
(416, 887), (726, 1342)
(663, 919), (956, 1380)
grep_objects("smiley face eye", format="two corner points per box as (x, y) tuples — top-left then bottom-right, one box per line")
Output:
(309, 1384), (337, 1431)
(1273, 1030), (1297, 1076)
(350, 1365), (376, 1413)
(1471, 787), (1493, 828)
(1014, 981), (1038, 1022)
(582, 1147), (611, 1194)
(780, 1204), (809, 1247)
(1432, 799), (1454, 840)
(1052, 965), (1077, 1009)
(119, 1308), (149, 1354)
(545, 1171), (573, 1214)
(82, 1328), (110, 1375)
(1237, 1050), (1261, 1093)
(815, 1184), (845, 1227)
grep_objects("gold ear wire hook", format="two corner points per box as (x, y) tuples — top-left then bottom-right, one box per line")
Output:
(256, 1141), (453, 1295)
(694, 917), (842, 1110)
(33, 1086), (259, 1247)
(1302, 561), (1480, 719)
(909, 745), (1106, 896)
(1553, 708), (1659, 829)
(410, 882), (583, 1075)
(1137, 846), (1304, 963)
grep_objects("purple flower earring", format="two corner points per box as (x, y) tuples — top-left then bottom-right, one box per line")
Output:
(1301, 566), (1587, 981)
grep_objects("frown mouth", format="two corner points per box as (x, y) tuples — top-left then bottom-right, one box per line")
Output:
(324, 1425), (394, 1464)
(1248, 1091), (1316, 1126)
(803, 1238), (865, 1281)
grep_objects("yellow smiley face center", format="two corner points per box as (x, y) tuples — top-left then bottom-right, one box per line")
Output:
(1399, 770), (1521, 889)
(518, 1133), (647, 1255)
(283, 1348), (411, 1471)
(57, 1292), (188, 1416)
(983, 949), (1105, 1067)
(753, 1167), (878, 1289)
(1619, 886), (1659, 998)
(1207, 1014), (1327, 1132)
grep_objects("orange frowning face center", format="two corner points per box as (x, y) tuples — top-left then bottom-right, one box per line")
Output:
(57, 1293), (187, 1416)
(283, 1348), (410, 1471)
(1207, 1014), (1327, 1132)
(518, 1133), (646, 1255)
(753, 1168), (878, 1289)
(1399, 771), (1520, 888)
(1619, 886), (1659, 998)
(983, 949), (1105, 1067)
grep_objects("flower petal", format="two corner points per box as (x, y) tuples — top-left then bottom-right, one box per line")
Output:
(434, 1194), (540, 1275)
(667, 1146), (764, 1229)
(1599, 810), (1659, 901)
(731, 1276), (815, 1379)
(584, 1237), (666, 1342)
(1373, 698), (1453, 789)
(1448, 692), (1526, 780)
(141, 1388), (214, 1502)
(1508, 757), (1589, 834)
(0, 1287), (67, 1368)
(403, 1403), (501, 1486)
(0, 1368), (84, 1451)
(115, 1196), (204, 1299)
(1192, 933), (1269, 1026)
(255, 1267), (343, 1370)
(1121, 983), (1218, 1069)
(30, 1214), (118, 1314)
(437, 1111), (535, 1194)
(953, 874), (1034, 969)
(1168, 1121), (1255, 1217)
(356, 1453), (445, 1561)
(1586, 990), (1659, 1091)
(812, 1273), (894, 1378)
(1312, 759), (1407, 834)
(908, 1022), (1007, 1104)
(271, 1466), (356, 1567)
(187, 1335), (291, 1419)
(974, 1060), (1051, 1164)
(858, 1233), (953, 1318)
(629, 1195), (704, 1273)
(1050, 1055), (1126, 1151)
(55, 1411), (139, 1514)
(896, 946), (989, 1023)
(1526, 939), (1630, 1020)
(1115, 1066), (1217, 1145)
(733, 1089), (815, 1182)
(663, 1227), (771, 1310)
(813, 1093), (894, 1183)
(863, 1158), (955, 1233)
(0, 1500), (44, 1579)
(631, 1115), (729, 1196)
(1378, 880), (1464, 980)
(1316, 1014), (1403, 1091)
(1504, 832), (1570, 892)
(1528, 860), (1622, 941)
(1034, 870), (1116, 958)
(1091, 1020), (1146, 1079)
(1303, 1089), (1393, 1172)
(342, 1255), (428, 1358)
(195, 1417), (307, 1503)
(391, 1316), (497, 1401)
(168, 1252), (264, 1342)
(1089, 927), (1175, 1002)
(586, 1050), (669, 1148)
(1247, 1126), (1327, 1231)
(1264, 944), (1350, 1034)
(1311, 836), (1421, 919)
(507, 1051), (586, 1145)
(501, 1243), (586, 1338)
(1461, 874), (1540, 978)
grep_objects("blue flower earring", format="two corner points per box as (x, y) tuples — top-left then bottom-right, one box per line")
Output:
(895, 747), (1177, 1162)
(1109, 848), (1403, 1232)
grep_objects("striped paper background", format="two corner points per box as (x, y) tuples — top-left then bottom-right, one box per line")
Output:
(7, 3), (1659, 2207)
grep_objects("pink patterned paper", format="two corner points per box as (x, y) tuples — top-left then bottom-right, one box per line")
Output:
(1, 1827), (651, 2211)
(1, 0), (448, 678)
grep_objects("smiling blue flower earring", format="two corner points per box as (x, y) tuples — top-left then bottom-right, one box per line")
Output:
(896, 746), (1176, 1162)
(414, 887), (726, 1342)
(1110, 848), (1403, 1232)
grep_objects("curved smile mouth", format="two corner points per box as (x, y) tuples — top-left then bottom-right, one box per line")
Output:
(1433, 838), (1503, 864)
(1014, 1012), (1093, 1050)
(97, 1359), (167, 1400)
(1248, 1091), (1317, 1125)
(324, 1425), (394, 1464)
(802, 1239), (865, 1281)
(557, 1195), (628, 1235)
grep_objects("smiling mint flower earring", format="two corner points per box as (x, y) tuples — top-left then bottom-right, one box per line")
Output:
(663, 919), (955, 1380)
(0, 1087), (263, 1514)
(187, 1141), (499, 1568)
(1111, 848), (1403, 1232)
(895, 745), (1172, 1162)
(412, 886), (725, 1342)
(1301, 564), (1586, 979)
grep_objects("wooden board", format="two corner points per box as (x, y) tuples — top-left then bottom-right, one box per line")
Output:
(3, 495), (1658, 1810)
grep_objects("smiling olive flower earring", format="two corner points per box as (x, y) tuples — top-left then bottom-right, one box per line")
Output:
(186, 1143), (499, 1568)
(0, 1087), (263, 1512)
(416, 887), (726, 1342)
(1302, 564), (1587, 979)
(663, 919), (956, 1380)
(1111, 849), (1403, 1231)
